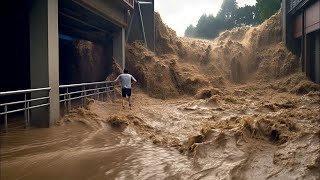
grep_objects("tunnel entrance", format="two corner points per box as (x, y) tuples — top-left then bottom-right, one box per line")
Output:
(59, 37), (113, 85)
(58, 0), (119, 85)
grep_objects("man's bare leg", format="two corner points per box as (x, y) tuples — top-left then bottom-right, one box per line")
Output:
(128, 96), (132, 110)
(122, 97), (125, 109)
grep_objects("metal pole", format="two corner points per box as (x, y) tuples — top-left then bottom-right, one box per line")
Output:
(104, 83), (109, 101)
(84, 88), (87, 107)
(126, 9), (135, 42)
(64, 88), (68, 113)
(24, 93), (28, 128)
(81, 86), (84, 108)
(27, 101), (30, 128)
(68, 88), (71, 112)
(96, 85), (99, 100)
(4, 105), (8, 132)
(138, 2), (148, 49)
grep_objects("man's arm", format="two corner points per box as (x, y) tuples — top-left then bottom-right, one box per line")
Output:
(114, 75), (121, 84)
(131, 75), (137, 84)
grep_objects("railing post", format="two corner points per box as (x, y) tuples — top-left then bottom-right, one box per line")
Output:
(24, 93), (28, 129)
(4, 105), (8, 132)
(27, 101), (30, 129)
(81, 86), (84, 108)
(97, 85), (100, 101)
(64, 88), (68, 113)
(93, 85), (96, 100)
(67, 88), (71, 112)
(104, 83), (108, 101)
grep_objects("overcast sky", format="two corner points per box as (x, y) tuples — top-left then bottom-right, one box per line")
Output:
(155, 0), (257, 36)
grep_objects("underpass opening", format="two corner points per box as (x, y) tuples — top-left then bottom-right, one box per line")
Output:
(58, 0), (119, 85)
(58, 35), (113, 85)
(58, 0), (124, 115)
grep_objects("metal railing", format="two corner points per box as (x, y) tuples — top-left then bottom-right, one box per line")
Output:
(0, 81), (117, 132)
(123, 0), (134, 8)
(0, 87), (51, 132)
(59, 81), (116, 113)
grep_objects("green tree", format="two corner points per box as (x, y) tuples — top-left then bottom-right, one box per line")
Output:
(256, 0), (281, 23)
(196, 14), (210, 38)
(217, 0), (238, 19)
(183, 0), (263, 39)
(184, 25), (196, 37)
(234, 5), (258, 27)
(217, 0), (238, 29)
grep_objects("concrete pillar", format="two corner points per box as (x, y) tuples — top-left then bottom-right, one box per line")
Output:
(29, 0), (59, 127)
(113, 28), (126, 69)
(281, 0), (287, 44)
(315, 32), (320, 83)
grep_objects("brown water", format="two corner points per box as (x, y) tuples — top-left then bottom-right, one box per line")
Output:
(2, 88), (319, 180)
(1, 122), (194, 179)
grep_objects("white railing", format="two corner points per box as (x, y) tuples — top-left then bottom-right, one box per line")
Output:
(0, 81), (117, 132)
(59, 81), (116, 113)
(123, 0), (134, 8)
(0, 87), (51, 132)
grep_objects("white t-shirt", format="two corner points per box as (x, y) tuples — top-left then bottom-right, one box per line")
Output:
(114, 73), (137, 89)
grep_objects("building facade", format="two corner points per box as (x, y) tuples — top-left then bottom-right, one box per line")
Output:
(282, 0), (320, 83)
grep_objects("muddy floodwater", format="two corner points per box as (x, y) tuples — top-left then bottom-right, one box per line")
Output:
(1, 119), (194, 179)
(1, 84), (319, 180)
(2, 9), (320, 180)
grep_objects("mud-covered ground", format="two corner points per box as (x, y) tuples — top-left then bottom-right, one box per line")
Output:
(61, 79), (319, 179)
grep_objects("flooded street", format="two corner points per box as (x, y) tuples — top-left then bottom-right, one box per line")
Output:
(2, 84), (319, 179)
(1, 119), (194, 179)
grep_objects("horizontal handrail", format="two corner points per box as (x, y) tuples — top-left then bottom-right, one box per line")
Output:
(59, 81), (114, 88)
(59, 89), (115, 103)
(0, 97), (50, 107)
(0, 87), (51, 96)
(0, 103), (50, 115)
(59, 86), (111, 97)
(0, 87), (51, 132)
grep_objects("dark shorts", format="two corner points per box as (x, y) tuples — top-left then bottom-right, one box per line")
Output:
(122, 88), (132, 97)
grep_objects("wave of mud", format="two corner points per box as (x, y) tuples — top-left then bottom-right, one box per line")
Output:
(125, 11), (319, 99)
(59, 87), (319, 179)
(102, 11), (320, 179)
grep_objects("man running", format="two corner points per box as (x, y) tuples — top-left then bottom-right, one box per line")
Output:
(114, 68), (137, 109)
